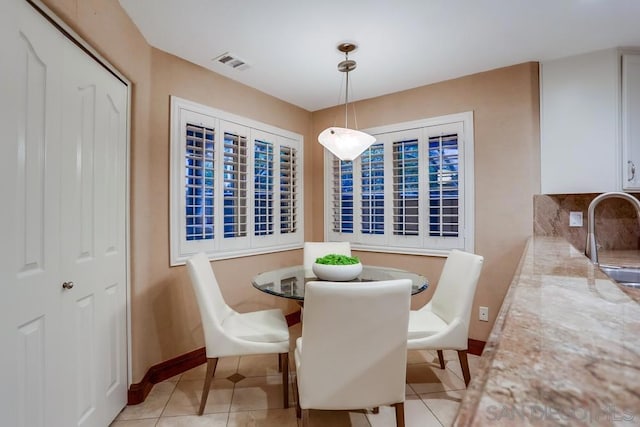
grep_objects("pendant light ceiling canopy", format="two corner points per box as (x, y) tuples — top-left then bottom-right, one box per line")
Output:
(318, 43), (375, 161)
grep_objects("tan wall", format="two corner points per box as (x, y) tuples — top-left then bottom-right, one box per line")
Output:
(39, 0), (540, 381)
(312, 63), (541, 340)
(145, 48), (312, 372)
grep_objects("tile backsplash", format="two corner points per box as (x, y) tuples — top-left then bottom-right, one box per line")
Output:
(533, 193), (640, 251)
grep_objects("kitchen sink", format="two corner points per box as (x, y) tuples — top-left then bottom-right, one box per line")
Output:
(599, 266), (640, 288)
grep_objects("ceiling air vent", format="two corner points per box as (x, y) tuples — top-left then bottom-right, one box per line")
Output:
(213, 52), (250, 71)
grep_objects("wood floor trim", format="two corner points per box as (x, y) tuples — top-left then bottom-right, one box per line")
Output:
(127, 347), (206, 404)
(468, 338), (485, 356)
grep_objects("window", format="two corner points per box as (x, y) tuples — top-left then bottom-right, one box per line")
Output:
(325, 112), (474, 255)
(171, 97), (303, 265)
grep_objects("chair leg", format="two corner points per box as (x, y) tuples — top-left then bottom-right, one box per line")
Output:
(198, 358), (218, 415)
(394, 402), (405, 427)
(280, 352), (289, 408)
(301, 409), (310, 427)
(295, 374), (301, 418)
(457, 350), (471, 387)
(437, 350), (446, 369)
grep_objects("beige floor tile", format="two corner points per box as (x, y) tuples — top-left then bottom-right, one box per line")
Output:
(116, 381), (177, 420)
(444, 353), (482, 383)
(468, 354), (482, 376)
(230, 375), (294, 412)
(367, 395), (443, 427)
(420, 390), (465, 427)
(301, 409), (371, 427)
(227, 408), (298, 426)
(406, 363), (466, 394)
(179, 365), (207, 381)
(440, 350), (460, 361)
(406, 349), (438, 365)
(180, 357), (240, 381)
(162, 378), (234, 416)
(155, 413), (229, 426)
(166, 373), (183, 382)
(110, 419), (159, 427)
(237, 354), (283, 377)
(404, 383), (417, 396)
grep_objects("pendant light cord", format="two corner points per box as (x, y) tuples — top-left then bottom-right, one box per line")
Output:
(344, 50), (350, 129)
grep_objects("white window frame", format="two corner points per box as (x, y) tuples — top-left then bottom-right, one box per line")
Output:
(170, 96), (303, 265)
(324, 111), (474, 256)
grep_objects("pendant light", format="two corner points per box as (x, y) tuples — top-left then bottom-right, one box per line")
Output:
(318, 43), (376, 161)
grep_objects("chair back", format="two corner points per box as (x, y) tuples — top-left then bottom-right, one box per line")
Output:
(186, 253), (234, 349)
(430, 249), (483, 328)
(297, 279), (411, 410)
(303, 241), (351, 277)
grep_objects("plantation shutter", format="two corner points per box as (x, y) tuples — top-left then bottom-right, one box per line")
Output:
(279, 145), (298, 234)
(254, 138), (274, 236)
(360, 143), (384, 235)
(428, 134), (460, 237)
(331, 158), (354, 233)
(392, 139), (420, 236)
(185, 123), (215, 241)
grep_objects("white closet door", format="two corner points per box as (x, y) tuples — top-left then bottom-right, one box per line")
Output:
(0, 1), (66, 426)
(60, 35), (128, 427)
(0, 1), (129, 426)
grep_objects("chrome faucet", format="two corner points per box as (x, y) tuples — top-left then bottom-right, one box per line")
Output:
(585, 192), (640, 264)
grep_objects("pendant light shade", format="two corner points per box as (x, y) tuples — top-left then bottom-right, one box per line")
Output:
(318, 43), (375, 161)
(318, 127), (376, 161)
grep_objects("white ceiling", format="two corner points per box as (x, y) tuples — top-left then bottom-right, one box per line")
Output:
(119, 0), (640, 112)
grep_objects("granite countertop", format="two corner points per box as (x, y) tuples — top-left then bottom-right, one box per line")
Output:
(454, 236), (640, 426)
(599, 249), (640, 269)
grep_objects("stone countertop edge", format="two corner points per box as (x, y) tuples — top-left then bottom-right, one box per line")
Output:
(453, 236), (640, 427)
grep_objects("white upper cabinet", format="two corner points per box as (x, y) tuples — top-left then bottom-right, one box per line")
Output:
(540, 48), (621, 194)
(622, 54), (640, 190)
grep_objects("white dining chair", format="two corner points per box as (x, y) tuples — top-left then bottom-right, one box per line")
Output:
(294, 279), (412, 427)
(303, 241), (351, 277)
(186, 253), (291, 414)
(407, 249), (483, 386)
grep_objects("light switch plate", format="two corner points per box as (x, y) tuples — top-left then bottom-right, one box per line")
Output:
(569, 211), (583, 227)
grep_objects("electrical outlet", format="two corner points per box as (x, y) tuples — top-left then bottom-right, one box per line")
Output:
(569, 211), (583, 227)
(479, 306), (489, 322)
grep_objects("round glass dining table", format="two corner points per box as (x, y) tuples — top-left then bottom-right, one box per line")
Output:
(251, 265), (429, 301)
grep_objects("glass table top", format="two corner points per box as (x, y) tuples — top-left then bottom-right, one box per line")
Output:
(252, 265), (429, 301)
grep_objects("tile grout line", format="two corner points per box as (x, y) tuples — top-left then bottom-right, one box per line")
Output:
(226, 376), (239, 422)
(423, 401), (447, 427)
(158, 377), (180, 420)
(224, 355), (242, 424)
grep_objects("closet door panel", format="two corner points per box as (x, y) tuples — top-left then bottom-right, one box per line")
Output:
(94, 59), (129, 423)
(0, 1), (65, 426)
(60, 37), (128, 427)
